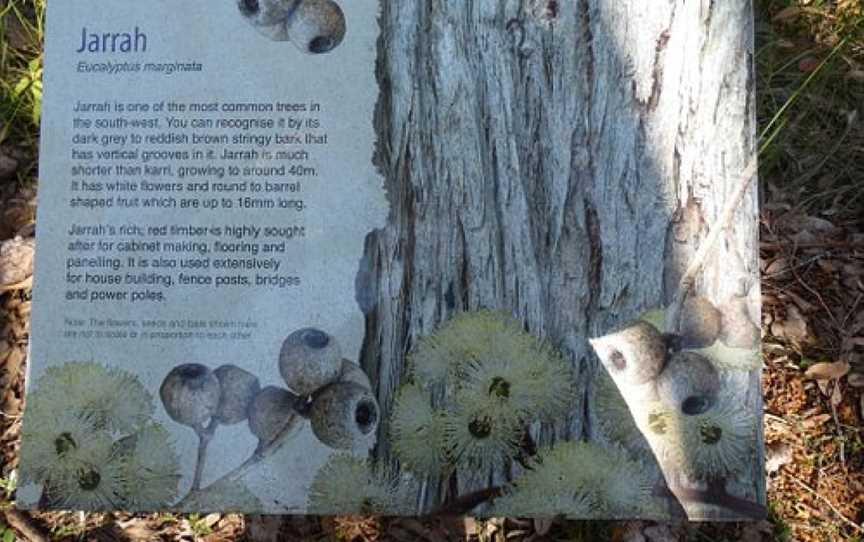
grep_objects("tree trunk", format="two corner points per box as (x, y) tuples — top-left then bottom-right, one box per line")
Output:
(357, 0), (763, 516)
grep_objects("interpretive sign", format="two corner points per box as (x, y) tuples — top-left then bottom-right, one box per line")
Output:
(19, 0), (765, 520)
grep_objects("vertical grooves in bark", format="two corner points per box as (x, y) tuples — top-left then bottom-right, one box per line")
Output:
(360, 0), (763, 515)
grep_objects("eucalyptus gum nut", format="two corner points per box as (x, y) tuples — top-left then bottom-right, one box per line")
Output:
(719, 297), (760, 349)
(213, 365), (261, 425)
(159, 364), (221, 428)
(237, 0), (295, 40)
(285, 0), (346, 54)
(247, 386), (301, 445)
(279, 328), (342, 396)
(589, 321), (666, 386)
(656, 352), (720, 416)
(310, 382), (379, 450)
(337, 359), (372, 391)
(679, 296), (722, 349)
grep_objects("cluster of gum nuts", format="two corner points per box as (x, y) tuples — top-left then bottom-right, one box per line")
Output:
(595, 295), (760, 417)
(237, 0), (347, 54)
(159, 328), (379, 453)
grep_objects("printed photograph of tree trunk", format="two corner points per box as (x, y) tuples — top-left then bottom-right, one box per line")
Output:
(334, 0), (766, 520)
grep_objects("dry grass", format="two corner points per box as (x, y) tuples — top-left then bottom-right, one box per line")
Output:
(1, 0), (863, 540)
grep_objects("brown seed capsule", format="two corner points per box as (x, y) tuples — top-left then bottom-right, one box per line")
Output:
(679, 296), (722, 349)
(719, 297), (760, 349)
(279, 328), (343, 396)
(213, 365), (261, 425)
(160, 364), (221, 428)
(285, 0), (346, 54)
(236, 0), (293, 41)
(310, 382), (379, 450)
(337, 359), (372, 391)
(656, 351), (720, 416)
(248, 386), (302, 447)
(589, 321), (666, 386)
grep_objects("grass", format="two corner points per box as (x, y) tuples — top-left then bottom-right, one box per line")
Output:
(756, 0), (864, 219)
(0, 0), (45, 149)
(185, 514), (214, 539)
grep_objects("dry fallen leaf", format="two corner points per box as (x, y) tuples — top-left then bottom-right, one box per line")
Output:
(0, 236), (34, 287)
(766, 441), (794, 474)
(765, 257), (791, 276)
(830, 381), (843, 407)
(804, 360), (851, 381)
(803, 413), (832, 428)
(848, 372), (864, 388)
(771, 305), (812, 345)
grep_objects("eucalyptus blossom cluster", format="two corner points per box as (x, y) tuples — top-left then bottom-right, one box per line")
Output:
(391, 311), (577, 476)
(19, 362), (180, 510)
(307, 454), (419, 515)
(590, 294), (760, 482)
(159, 327), (379, 502)
(492, 441), (663, 519)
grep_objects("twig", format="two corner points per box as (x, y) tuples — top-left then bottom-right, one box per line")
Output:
(764, 413), (792, 426)
(659, 479), (767, 520)
(828, 381), (846, 467)
(840, 293), (862, 330)
(760, 240), (864, 251)
(175, 452), (262, 509)
(667, 160), (759, 332)
(3, 509), (50, 542)
(190, 419), (218, 492)
(788, 259), (840, 330)
(0, 276), (32, 293)
(175, 413), (299, 508)
(789, 476), (864, 534)
(432, 487), (504, 515)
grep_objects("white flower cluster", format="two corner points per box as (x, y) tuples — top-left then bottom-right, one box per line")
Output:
(393, 311), (577, 474)
(307, 454), (419, 515)
(592, 295), (761, 484)
(492, 442), (659, 519)
(20, 362), (180, 510)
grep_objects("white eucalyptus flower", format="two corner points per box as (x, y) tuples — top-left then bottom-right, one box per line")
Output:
(27, 362), (153, 434)
(390, 383), (447, 474)
(46, 446), (131, 510)
(694, 341), (762, 372)
(591, 371), (649, 453)
(117, 424), (181, 510)
(307, 454), (419, 515)
(458, 345), (575, 422)
(19, 411), (112, 486)
(493, 484), (595, 518)
(409, 310), (559, 387)
(441, 398), (522, 470)
(587, 446), (655, 517)
(494, 441), (654, 519)
(680, 397), (756, 479)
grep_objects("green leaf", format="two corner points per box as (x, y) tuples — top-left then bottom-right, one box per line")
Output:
(639, 307), (666, 332)
(695, 341), (761, 371)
